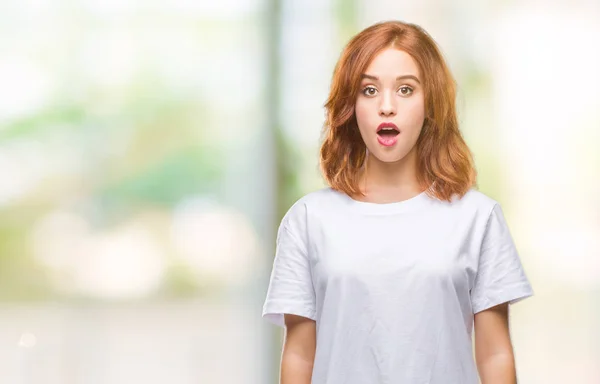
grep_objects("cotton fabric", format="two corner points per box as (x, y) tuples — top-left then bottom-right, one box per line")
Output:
(262, 187), (534, 384)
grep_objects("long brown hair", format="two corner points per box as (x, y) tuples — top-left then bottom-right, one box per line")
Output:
(319, 20), (477, 202)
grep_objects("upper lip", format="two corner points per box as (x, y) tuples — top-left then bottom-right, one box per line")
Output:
(377, 122), (399, 132)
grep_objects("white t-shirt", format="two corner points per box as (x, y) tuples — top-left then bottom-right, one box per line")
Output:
(262, 187), (534, 384)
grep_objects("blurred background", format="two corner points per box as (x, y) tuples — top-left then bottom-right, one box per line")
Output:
(0, 0), (598, 383)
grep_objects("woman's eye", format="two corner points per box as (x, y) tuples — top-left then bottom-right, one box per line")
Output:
(398, 86), (413, 96)
(362, 86), (377, 96)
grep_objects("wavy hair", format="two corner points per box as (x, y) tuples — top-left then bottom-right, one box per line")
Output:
(319, 20), (477, 202)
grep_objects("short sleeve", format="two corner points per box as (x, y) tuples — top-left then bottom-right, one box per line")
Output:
(471, 203), (534, 314)
(262, 203), (316, 327)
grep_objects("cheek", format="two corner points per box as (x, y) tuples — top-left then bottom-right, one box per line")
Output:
(401, 100), (425, 127)
(354, 100), (373, 131)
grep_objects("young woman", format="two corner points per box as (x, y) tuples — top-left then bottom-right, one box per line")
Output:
(262, 20), (533, 384)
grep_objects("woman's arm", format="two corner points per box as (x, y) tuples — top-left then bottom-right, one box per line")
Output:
(474, 302), (517, 384)
(281, 314), (316, 384)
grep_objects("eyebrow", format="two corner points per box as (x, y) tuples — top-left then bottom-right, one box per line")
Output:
(361, 74), (421, 84)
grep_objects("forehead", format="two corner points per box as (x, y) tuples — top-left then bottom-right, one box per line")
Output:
(364, 48), (420, 77)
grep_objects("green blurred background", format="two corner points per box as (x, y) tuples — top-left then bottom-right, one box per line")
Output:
(0, 0), (598, 382)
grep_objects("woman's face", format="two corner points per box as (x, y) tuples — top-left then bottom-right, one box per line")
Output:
(355, 48), (425, 164)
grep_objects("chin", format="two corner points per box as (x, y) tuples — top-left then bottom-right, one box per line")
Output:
(369, 150), (406, 163)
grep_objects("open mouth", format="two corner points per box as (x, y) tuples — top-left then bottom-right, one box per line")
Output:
(376, 123), (400, 146)
(377, 128), (400, 139)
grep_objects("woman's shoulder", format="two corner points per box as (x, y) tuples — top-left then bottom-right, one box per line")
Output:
(278, 187), (340, 239)
(449, 187), (501, 216)
(281, 187), (342, 222)
(285, 187), (340, 214)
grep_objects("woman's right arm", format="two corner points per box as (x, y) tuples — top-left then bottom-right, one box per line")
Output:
(281, 314), (316, 384)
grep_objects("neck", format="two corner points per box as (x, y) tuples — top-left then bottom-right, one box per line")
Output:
(359, 147), (422, 197)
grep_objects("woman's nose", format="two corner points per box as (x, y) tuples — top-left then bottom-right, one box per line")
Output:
(379, 91), (396, 116)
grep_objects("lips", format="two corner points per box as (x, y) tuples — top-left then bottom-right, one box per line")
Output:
(376, 122), (400, 146)
(377, 122), (400, 136)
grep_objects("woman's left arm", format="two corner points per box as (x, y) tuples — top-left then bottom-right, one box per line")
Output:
(474, 302), (517, 384)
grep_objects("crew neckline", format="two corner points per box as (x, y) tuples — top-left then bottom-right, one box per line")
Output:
(330, 185), (433, 215)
